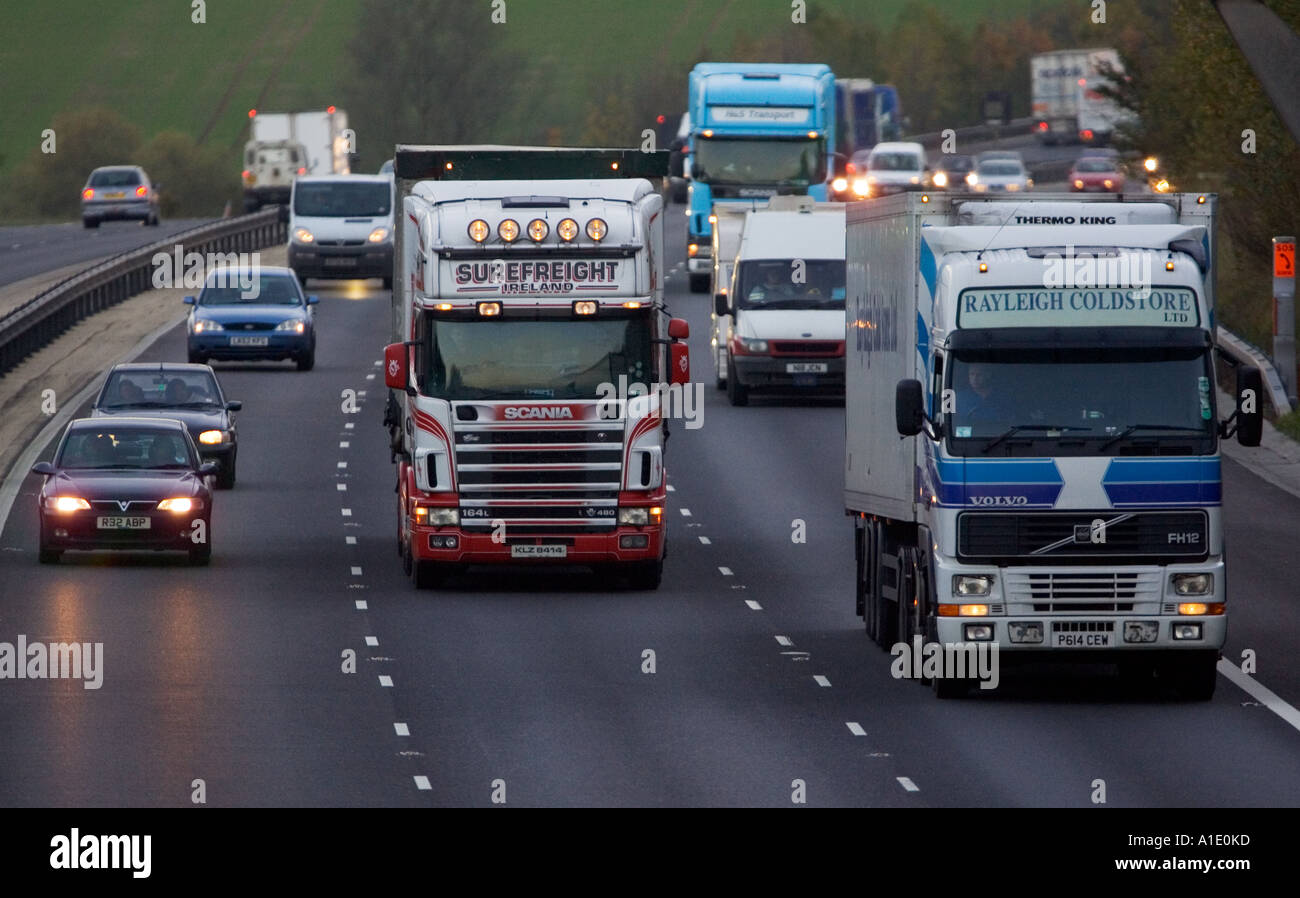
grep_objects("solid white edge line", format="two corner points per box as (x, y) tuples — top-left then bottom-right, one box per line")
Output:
(0, 311), (188, 536)
(897, 777), (920, 792)
(1219, 659), (1300, 733)
(846, 722), (866, 736)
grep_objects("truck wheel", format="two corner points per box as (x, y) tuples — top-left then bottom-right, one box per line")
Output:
(726, 358), (749, 406)
(1163, 651), (1219, 701)
(626, 559), (663, 590)
(383, 277), (393, 290)
(932, 673), (972, 699)
(83, 218), (98, 229)
(689, 273), (709, 294)
(897, 547), (918, 647)
(244, 197), (260, 214)
(872, 524), (898, 649)
(715, 347), (727, 389)
(412, 559), (450, 589)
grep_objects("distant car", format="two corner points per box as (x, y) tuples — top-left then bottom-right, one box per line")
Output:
(81, 166), (160, 228)
(968, 158), (1033, 193)
(185, 266), (318, 371)
(930, 154), (974, 190)
(288, 174), (395, 288)
(91, 363), (242, 489)
(31, 417), (216, 565)
(854, 141), (928, 198)
(378, 159), (394, 175)
(1069, 156), (1126, 192)
(974, 149), (1025, 165)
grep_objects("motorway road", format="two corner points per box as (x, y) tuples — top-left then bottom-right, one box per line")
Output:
(0, 218), (212, 290)
(0, 211), (1297, 807)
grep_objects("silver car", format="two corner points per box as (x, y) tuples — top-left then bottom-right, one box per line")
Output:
(968, 158), (1033, 193)
(82, 165), (160, 228)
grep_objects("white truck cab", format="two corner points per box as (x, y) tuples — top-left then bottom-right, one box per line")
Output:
(712, 196), (845, 405)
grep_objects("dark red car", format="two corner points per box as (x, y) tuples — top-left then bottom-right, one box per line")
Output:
(32, 417), (216, 565)
(1069, 156), (1126, 193)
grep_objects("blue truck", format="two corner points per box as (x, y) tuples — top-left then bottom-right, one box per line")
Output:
(685, 63), (836, 293)
(832, 79), (903, 201)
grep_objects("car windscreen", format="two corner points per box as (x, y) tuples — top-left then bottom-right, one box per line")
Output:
(89, 169), (142, 187)
(1075, 158), (1117, 173)
(939, 156), (972, 172)
(199, 276), (301, 306)
(735, 259), (845, 310)
(293, 181), (391, 217)
(869, 152), (921, 172)
(692, 137), (826, 187)
(978, 161), (1024, 176)
(57, 428), (197, 469)
(101, 371), (221, 409)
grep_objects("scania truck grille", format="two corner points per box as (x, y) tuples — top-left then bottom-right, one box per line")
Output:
(454, 421), (624, 533)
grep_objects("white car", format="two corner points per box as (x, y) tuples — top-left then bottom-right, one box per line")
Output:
(968, 158), (1033, 193)
(287, 175), (395, 288)
(853, 141), (928, 198)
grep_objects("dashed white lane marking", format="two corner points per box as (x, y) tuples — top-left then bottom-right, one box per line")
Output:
(414, 776), (431, 790)
(351, 566), (363, 576)
(698, 536), (711, 544)
(366, 373), (376, 380)
(1219, 660), (1300, 734)
(355, 600), (368, 610)
(373, 360), (382, 366)
(775, 635), (792, 646)
(897, 777), (920, 792)
(814, 675), (831, 687)
(345, 422), (355, 429)
(339, 441), (350, 448)
(745, 599), (762, 610)
(718, 566), (733, 576)
(846, 722), (867, 736)
(346, 536), (357, 545)
(379, 675), (393, 687)
(337, 483), (347, 491)
(666, 484), (675, 493)
(357, 391), (366, 397)
(338, 461), (348, 469)
(342, 508), (353, 516)
(365, 636), (379, 646)
(680, 507), (692, 517)
(394, 723), (410, 736)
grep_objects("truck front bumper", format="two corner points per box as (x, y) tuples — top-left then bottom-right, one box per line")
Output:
(732, 354), (845, 394)
(410, 526), (665, 565)
(289, 242), (393, 280)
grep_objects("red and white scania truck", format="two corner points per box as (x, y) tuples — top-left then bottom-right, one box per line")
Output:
(382, 146), (690, 590)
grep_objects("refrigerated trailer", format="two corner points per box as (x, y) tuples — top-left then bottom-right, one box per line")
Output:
(844, 191), (1263, 698)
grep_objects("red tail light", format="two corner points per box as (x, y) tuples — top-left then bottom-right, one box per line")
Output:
(1080, 129), (1094, 141)
(82, 188), (94, 200)
(846, 162), (856, 174)
(297, 167), (306, 175)
(1036, 121), (1048, 131)
(135, 185), (148, 197)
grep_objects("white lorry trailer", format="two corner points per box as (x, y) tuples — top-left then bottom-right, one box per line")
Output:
(1031, 48), (1123, 145)
(382, 146), (690, 590)
(712, 196), (845, 403)
(845, 191), (1263, 698)
(242, 108), (351, 211)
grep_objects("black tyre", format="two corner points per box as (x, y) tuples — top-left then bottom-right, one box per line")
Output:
(83, 218), (98, 229)
(872, 525), (897, 649)
(715, 348), (727, 390)
(38, 545), (61, 564)
(187, 350), (206, 365)
(383, 277), (393, 290)
(412, 559), (451, 589)
(188, 541), (212, 566)
(215, 450), (236, 489)
(726, 357), (749, 406)
(1161, 651), (1219, 701)
(243, 197), (260, 214)
(688, 273), (709, 294)
(296, 349), (315, 371)
(626, 559), (663, 590)
(932, 674), (972, 699)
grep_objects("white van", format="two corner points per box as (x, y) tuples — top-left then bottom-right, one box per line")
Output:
(858, 140), (928, 197)
(288, 174), (395, 288)
(711, 196), (846, 405)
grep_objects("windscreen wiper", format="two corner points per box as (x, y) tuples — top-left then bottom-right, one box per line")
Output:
(1097, 424), (1207, 452)
(980, 424), (1088, 454)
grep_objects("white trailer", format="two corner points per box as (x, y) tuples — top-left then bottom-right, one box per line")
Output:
(243, 109), (351, 211)
(1031, 48), (1123, 145)
(845, 191), (1263, 698)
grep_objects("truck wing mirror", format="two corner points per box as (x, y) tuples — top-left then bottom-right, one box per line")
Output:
(1234, 365), (1263, 447)
(896, 379), (925, 436)
(668, 317), (689, 340)
(670, 343), (690, 386)
(714, 293), (730, 317)
(383, 342), (410, 392)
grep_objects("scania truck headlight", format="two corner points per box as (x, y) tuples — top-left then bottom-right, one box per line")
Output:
(618, 508), (649, 525)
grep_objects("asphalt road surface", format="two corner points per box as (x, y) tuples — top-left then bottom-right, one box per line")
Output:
(0, 212), (1297, 807)
(0, 218), (213, 290)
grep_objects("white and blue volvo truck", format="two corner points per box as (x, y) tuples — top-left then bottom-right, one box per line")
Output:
(844, 192), (1263, 698)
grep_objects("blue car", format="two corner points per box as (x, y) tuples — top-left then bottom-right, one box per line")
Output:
(185, 266), (318, 371)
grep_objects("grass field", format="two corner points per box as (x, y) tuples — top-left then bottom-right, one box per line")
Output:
(0, 0), (1043, 177)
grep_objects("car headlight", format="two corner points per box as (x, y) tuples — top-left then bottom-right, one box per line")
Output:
(368, 227), (390, 243)
(953, 574), (994, 597)
(851, 178), (870, 197)
(193, 319), (223, 333)
(736, 337), (769, 354)
(1172, 573), (1213, 596)
(1005, 182), (1019, 191)
(293, 227), (314, 243)
(618, 507), (649, 525)
(47, 496), (91, 513)
(932, 172), (948, 188)
(198, 430), (225, 445)
(1074, 179), (1084, 189)
(158, 497), (200, 513)
(831, 176), (848, 193)
(965, 173), (978, 186)
(275, 319), (307, 333)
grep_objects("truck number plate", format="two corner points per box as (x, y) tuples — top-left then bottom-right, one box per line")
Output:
(786, 362), (828, 374)
(1054, 631), (1112, 648)
(97, 516), (150, 530)
(229, 336), (269, 347)
(511, 544), (567, 559)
